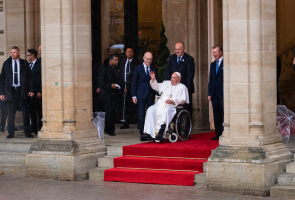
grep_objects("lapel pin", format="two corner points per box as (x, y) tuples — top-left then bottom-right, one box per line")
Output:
(182, 59), (184, 62)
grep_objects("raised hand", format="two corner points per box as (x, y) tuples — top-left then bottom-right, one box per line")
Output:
(149, 71), (155, 81)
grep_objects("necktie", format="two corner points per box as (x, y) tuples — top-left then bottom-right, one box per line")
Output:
(146, 66), (150, 80)
(29, 62), (33, 70)
(14, 61), (18, 85)
(127, 61), (130, 75)
(216, 60), (219, 75)
(177, 57), (180, 64)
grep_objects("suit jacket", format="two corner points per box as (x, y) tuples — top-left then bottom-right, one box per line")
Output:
(208, 59), (223, 100)
(165, 53), (195, 93)
(132, 63), (159, 100)
(0, 58), (34, 101)
(98, 64), (122, 102)
(119, 58), (141, 85)
(30, 59), (42, 94)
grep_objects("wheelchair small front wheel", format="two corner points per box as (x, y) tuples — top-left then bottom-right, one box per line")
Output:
(169, 132), (178, 143)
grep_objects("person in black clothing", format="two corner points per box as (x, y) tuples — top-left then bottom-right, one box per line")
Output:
(102, 48), (115, 67)
(0, 46), (35, 139)
(96, 48), (115, 99)
(98, 54), (122, 136)
(119, 47), (140, 129)
(27, 49), (42, 134)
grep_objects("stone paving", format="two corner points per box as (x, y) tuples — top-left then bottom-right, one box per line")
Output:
(0, 173), (291, 200)
(0, 124), (293, 199)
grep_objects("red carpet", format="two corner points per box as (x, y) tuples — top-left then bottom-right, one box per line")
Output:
(104, 131), (219, 186)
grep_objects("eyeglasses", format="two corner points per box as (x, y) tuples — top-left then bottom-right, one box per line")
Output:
(144, 57), (152, 61)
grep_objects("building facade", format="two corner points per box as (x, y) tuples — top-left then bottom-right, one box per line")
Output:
(0, 0), (295, 196)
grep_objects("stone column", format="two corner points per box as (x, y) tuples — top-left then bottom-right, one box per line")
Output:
(206, 0), (292, 195)
(26, 0), (106, 181)
(163, 0), (209, 131)
(3, 0), (26, 58)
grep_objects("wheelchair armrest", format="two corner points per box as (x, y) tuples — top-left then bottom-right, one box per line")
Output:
(176, 103), (189, 110)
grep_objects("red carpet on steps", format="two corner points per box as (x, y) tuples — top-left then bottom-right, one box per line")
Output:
(104, 131), (219, 186)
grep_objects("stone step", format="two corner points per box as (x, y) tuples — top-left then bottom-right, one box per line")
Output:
(0, 143), (31, 153)
(286, 163), (295, 174)
(98, 156), (114, 168)
(0, 163), (27, 175)
(270, 185), (295, 199)
(0, 152), (27, 164)
(89, 167), (107, 181)
(194, 173), (206, 186)
(107, 146), (123, 157)
(278, 173), (295, 186)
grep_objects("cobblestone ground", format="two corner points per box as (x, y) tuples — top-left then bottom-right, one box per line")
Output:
(0, 174), (291, 200)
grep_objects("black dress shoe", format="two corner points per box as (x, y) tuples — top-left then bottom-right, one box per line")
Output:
(6, 134), (14, 139)
(25, 134), (34, 138)
(210, 135), (220, 140)
(140, 134), (153, 141)
(156, 124), (166, 142)
(120, 124), (129, 129)
(14, 128), (18, 131)
(107, 132), (116, 136)
(0, 127), (5, 132)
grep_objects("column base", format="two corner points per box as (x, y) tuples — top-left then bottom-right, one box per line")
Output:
(207, 144), (292, 196)
(26, 137), (106, 181)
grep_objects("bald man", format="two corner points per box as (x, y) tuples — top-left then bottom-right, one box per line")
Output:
(144, 72), (189, 142)
(166, 42), (195, 118)
(132, 52), (159, 141)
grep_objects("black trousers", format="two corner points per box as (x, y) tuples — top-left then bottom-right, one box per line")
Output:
(29, 97), (42, 132)
(36, 98), (43, 130)
(103, 100), (116, 134)
(0, 101), (7, 129)
(7, 87), (30, 135)
(188, 92), (193, 120)
(138, 97), (154, 136)
(211, 96), (224, 136)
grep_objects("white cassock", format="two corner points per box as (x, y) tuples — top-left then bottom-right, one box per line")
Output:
(143, 80), (189, 138)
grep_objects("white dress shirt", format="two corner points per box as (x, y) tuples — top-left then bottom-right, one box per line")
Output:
(217, 56), (223, 67)
(12, 59), (21, 87)
(124, 58), (133, 82)
(30, 59), (37, 70)
(143, 63), (150, 74)
(177, 54), (184, 62)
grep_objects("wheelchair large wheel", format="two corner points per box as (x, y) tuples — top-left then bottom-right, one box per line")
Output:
(175, 110), (192, 141)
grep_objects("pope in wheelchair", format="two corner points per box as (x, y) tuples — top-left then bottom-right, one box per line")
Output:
(144, 71), (190, 142)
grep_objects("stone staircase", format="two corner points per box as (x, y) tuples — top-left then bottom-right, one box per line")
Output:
(89, 144), (208, 186)
(89, 144), (123, 181)
(270, 154), (295, 199)
(0, 140), (32, 175)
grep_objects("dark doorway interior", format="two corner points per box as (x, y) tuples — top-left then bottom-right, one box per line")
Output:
(91, 0), (103, 113)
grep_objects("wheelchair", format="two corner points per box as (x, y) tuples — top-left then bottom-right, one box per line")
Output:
(165, 104), (192, 143)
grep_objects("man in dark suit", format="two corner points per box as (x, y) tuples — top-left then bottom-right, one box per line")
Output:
(0, 46), (35, 139)
(27, 49), (42, 134)
(208, 44), (224, 140)
(119, 47), (140, 129)
(165, 41), (195, 117)
(132, 52), (159, 141)
(98, 54), (122, 136)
